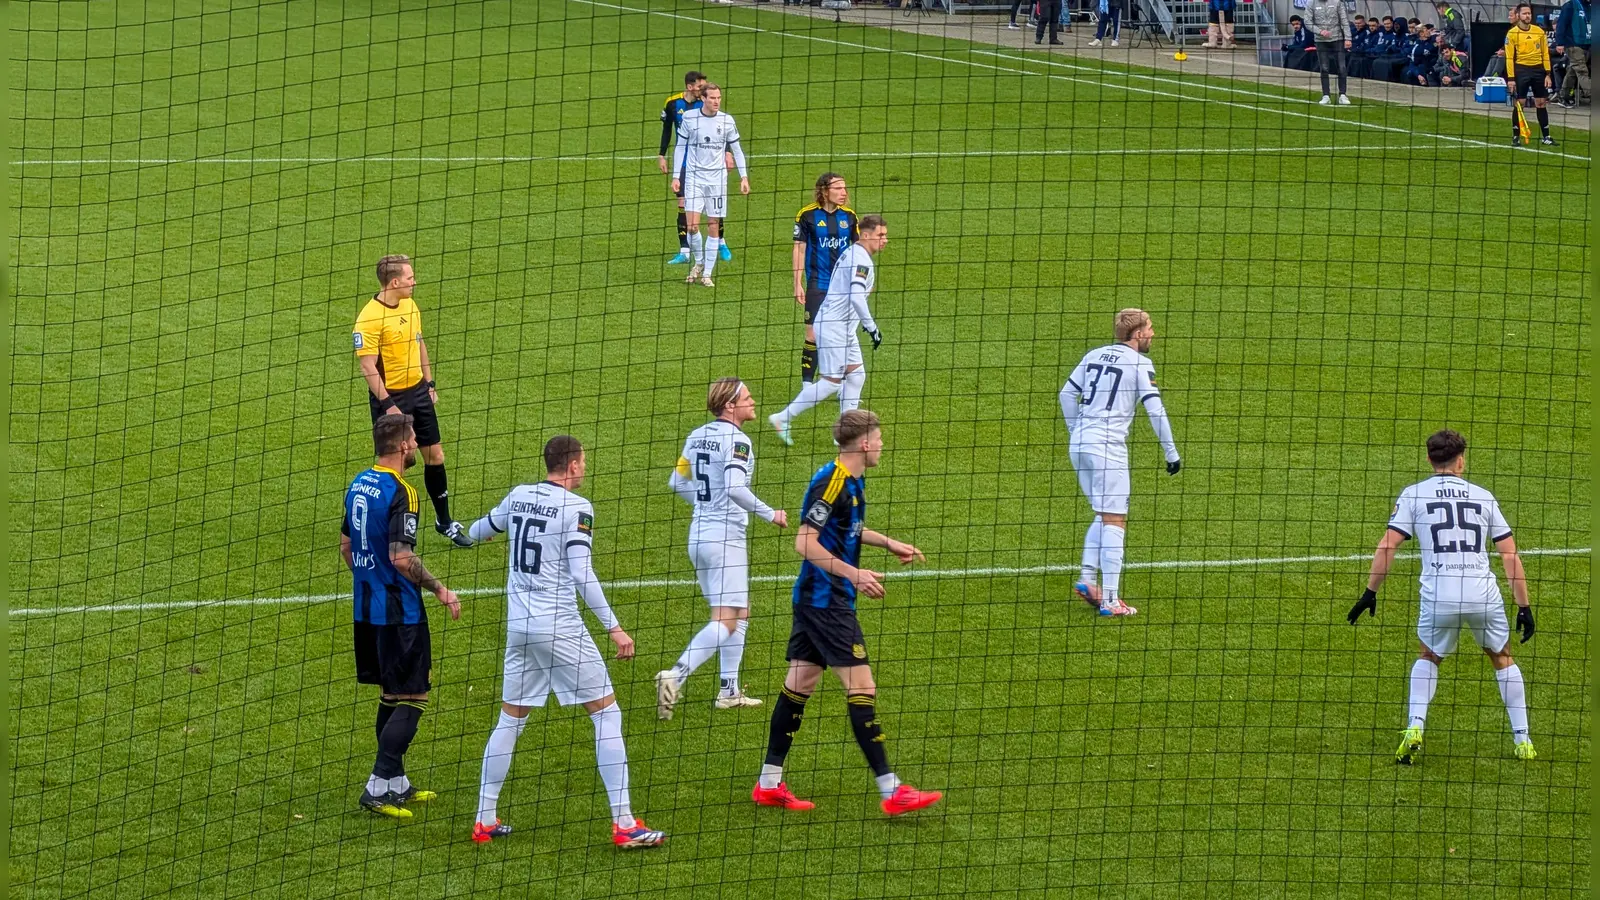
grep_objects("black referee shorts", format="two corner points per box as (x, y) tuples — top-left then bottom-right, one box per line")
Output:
(354, 621), (433, 695)
(786, 603), (870, 668)
(369, 381), (442, 448)
(1514, 72), (1549, 100)
(803, 287), (827, 326)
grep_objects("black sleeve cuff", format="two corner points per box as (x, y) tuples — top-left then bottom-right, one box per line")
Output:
(1492, 531), (1513, 543)
(1387, 525), (1411, 540)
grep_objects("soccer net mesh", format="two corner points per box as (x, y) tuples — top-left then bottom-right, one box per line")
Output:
(9, 1), (1589, 898)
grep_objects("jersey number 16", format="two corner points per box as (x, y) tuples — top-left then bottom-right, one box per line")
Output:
(511, 515), (548, 574)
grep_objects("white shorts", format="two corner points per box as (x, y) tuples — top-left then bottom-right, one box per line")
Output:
(502, 630), (614, 707)
(1417, 604), (1511, 657)
(689, 538), (750, 608)
(683, 177), (728, 217)
(1069, 449), (1131, 516)
(816, 320), (864, 380)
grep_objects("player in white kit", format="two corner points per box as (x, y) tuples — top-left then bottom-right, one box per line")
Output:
(768, 215), (888, 445)
(657, 378), (790, 719)
(1347, 429), (1536, 764)
(466, 435), (666, 849)
(1059, 308), (1181, 617)
(670, 83), (749, 287)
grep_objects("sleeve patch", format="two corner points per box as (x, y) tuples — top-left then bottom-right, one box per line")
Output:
(577, 511), (594, 534)
(804, 500), (832, 529)
(854, 265), (869, 279)
(402, 512), (418, 540)
(352, 332), (364, 349)
(732, 442), (750, 462)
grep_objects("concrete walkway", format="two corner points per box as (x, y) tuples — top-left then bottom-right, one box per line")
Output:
(700, 0), (1590, 131)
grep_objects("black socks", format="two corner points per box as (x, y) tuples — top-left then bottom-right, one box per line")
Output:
(764, 688), (810, 768)
(677, 211), (689, 249)
(374, 700), (425, 779)
(846, 693), (891, 777)
(375, 698), (397, 742)
(800, 340), (818, 383)
(423, 463), (451, 524)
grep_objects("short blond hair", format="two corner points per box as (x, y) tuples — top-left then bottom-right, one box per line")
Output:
(833, 409), (880, 448)
(707, 377), (744, 415)
(1113, 308), (1150, 342)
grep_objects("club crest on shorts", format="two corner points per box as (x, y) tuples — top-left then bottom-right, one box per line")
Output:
(851, 644), (866, 659)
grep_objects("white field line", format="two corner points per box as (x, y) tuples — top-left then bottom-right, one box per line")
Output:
(9, 547), (1589, 616)
(11, 145), (1401, 166)
(571, 0), (1592, 163)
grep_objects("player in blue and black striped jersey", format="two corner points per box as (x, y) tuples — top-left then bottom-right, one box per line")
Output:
(658, 70), (733, 264)
(751, 410), (944, 818)
(791, 172), (858, 383)
(340, 413), (460, 821)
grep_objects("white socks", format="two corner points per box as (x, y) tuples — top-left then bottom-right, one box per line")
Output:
(688, 232), (704, 266)
(1081, 516), (1103, 585)
(703, 236), (721, 275)
(476, 710), (527, 825)
(758, 763), (783, 790)
(590, 702), (635, 827)
(1099, 525), (1126, 601)
(874, 772), (902, 799)
(778, 379), (841, 426)
(365, 774), (388, 796)
(1495, 664), (1530, 743)
(674, 621), (728, 680)
(719, 620), (748, 689)
(839, 368), (866, 412)
(1407, 659), (1438, 728)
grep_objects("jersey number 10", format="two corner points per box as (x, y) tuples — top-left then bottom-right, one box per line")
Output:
(510, 515), (548, 574)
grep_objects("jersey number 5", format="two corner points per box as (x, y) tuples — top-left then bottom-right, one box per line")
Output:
(510, 515), (548, 574)
(1082, 364), (1124, 410)
(694, 453), (712, 502)
(1424, 501), (1483, 554)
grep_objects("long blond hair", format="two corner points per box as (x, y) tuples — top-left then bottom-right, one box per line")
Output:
(707, 377), (744, 415)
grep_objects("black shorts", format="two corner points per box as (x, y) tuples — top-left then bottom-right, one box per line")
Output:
(803, 287), (827, 326)
(787, 603), (870, 668)
(1207, 8), (1233, 22)
(369, 381), (441, 448)
(1514, 72), (1549, 100)
(354, 621), (433, 694)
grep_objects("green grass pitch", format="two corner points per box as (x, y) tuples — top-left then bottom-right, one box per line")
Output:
(8, 0), (1589, 897)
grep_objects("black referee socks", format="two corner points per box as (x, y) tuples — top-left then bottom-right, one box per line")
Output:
(374, 699), (426, 780)
(846, 693), (891, 777)
(423, 464), (452, 524)
(763, 688), (811, 768)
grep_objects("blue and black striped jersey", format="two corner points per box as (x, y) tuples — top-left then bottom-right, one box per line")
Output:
(659, 92), (703, 156)
(342, 465), (423, 625)
(793, 459), (867, 609)
(793, 204), (859, 292)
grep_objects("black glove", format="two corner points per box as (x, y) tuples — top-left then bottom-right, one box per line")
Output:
(1516, 605), (1535, 643)
(866, 327), (882, 351)
(1347, 588), (1377, 624)
(1167, 460), (1182, 476)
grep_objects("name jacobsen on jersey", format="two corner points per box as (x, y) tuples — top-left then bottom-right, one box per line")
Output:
(688, 438), (722, 452)
(509, 500), (561, 518)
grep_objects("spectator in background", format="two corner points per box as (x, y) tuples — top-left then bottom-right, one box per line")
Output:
(1205, 0), (1237, 48)
(1435, 35), (1469, 84)
(1309, 0), (1354, 102)
(1007, 0), (1026, 29)
(1283, 15), (1318, 70)
(1351, 17), (1383, 77)
(1434, 1), (1467, 49)
(1405, 23), (1440, 84)
(1090, 0), (1123, 46)
(1555, 0), (1591, 106)
(1369, 16), (1409, 81)
(1036, 0), (1065, 44)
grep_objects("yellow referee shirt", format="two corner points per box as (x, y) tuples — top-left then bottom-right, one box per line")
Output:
(1505, 24), (1551, 77)
(353, 295), (425, 392)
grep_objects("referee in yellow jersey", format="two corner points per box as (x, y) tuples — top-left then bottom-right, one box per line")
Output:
(1506, 3), (1557, 146)
(353, 255), (473, 547)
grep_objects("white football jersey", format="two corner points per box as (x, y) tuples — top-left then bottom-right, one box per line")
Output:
(481, 482), (598, 632)
(1062, 344), (1162, 461)
(677, 420), (758, 537)
(1387, 475), (1513, 609)
(815, 243), (875, 327)
(677, 110), (741, 182)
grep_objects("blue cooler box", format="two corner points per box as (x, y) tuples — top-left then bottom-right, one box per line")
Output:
(1475, 77), (1508, 103)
